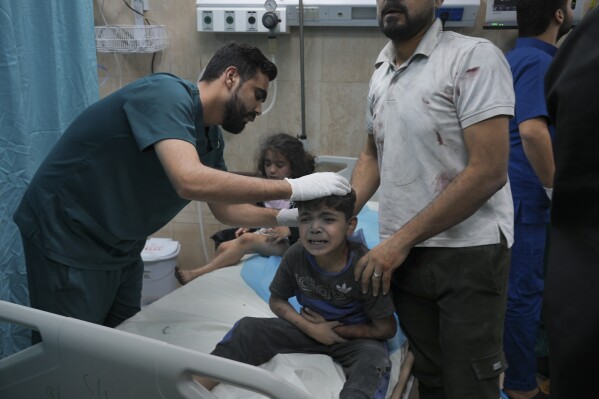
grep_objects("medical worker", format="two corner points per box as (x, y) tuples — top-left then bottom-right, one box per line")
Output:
(503, 1), (573, 399)
(13, 42), (350, 342)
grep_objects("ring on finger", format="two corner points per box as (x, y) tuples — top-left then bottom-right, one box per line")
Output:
(373, 272), (381, 278)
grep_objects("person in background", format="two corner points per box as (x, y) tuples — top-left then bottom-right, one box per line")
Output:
(351, 0), (515, 398)
(175, 133), (315, 284)
(195, 190), (398, 398)
(502, 1), (573, 398)
(544, 5), (599, 398)
(13, 41), (350, 341)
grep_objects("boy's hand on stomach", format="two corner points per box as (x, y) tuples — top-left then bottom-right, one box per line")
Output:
(307, 321), (347, 345)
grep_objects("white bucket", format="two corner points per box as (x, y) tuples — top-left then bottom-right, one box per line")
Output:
(141, 238), (180, 306)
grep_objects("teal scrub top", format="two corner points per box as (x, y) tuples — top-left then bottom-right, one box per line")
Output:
(14, 73), (226, 270)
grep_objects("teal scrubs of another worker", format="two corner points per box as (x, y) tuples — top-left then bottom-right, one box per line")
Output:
(14, 73), (226, 332)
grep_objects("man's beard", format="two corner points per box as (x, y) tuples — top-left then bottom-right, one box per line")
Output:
(378, 1), (433, 42)
(557, 13), (573, 42)
(221, 89), (256, 134)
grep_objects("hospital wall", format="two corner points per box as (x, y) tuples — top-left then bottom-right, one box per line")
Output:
(94, 0), (517, 269)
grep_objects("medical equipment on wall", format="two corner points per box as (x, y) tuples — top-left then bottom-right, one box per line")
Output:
(484, 0), (590, 29)
(197, 0), (289, 33)
(196, 0), (481, 33)
(95, 0), (169, 53)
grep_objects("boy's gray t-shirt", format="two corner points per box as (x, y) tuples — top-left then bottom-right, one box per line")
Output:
(270, 241), (395, 325)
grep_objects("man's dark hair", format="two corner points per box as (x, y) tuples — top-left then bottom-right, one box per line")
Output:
(200, 41), (277, 83)
(256, 133), (316, 179)
(296, 189), (356, 221)
(516, 0), (569, 37)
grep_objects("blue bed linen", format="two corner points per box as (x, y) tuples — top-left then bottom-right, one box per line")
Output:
(354, 204), (380, 249)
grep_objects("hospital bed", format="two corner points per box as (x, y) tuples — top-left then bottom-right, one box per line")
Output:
(117, 229), (412, 399)
(0, 254), (411, 398)
(0, 160), (410, 398)
(0, 299), (311, 399)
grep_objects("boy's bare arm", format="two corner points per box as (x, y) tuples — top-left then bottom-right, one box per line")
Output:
(269, 295), (346, 345)
(333, 314), (397, 341)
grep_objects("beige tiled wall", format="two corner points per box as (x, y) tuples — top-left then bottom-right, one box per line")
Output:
(94, 0), (517, 269)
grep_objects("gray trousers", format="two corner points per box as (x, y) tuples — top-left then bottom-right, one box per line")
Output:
(212, 317), (391, 399)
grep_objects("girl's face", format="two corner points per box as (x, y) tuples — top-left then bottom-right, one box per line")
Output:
(263, 149), (292, 179)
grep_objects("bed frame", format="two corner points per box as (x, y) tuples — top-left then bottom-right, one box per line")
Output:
(0, 300), (311, 399)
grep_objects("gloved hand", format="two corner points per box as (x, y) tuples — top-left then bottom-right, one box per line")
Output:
(544, 187), (553, 200)
(276, 208), (299, 227)
(285, 172), (351, 202)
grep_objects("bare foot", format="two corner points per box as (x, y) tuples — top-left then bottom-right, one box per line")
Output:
(174, 267), (198, 285)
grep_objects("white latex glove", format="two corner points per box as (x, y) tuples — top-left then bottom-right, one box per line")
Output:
(544, 187), (553, 200)
(276, 208), (298, 227)
(285, 172), (351, 202)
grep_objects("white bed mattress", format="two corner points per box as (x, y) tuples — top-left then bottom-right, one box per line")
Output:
(117, 258), (410, 399)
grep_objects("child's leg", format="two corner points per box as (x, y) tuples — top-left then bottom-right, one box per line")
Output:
(197, 317), (323, 389)
(176, 239), (241, 283)
(176, 233), (288, 284)
(211, 317), (317, 364)
(333, 339), (391, 399)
